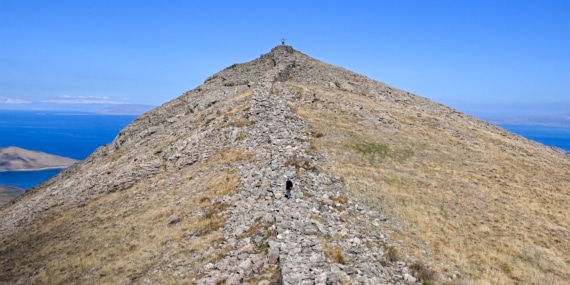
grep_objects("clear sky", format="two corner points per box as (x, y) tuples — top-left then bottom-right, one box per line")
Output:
(1, 0), (569, 115)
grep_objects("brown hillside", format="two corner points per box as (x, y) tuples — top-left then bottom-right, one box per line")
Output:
(0, 185), (25, 208)
(1, 46), (568, 285)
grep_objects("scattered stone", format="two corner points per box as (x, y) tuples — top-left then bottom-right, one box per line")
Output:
(403, 273), (417, 284)
(167, 215), (181, 225)
(2, 45), (417, 284)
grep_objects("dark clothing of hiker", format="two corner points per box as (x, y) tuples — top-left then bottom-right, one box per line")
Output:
(286, 180), (293, 199)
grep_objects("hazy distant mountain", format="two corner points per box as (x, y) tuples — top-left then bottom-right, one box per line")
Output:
(484, 114), (570, 127)
(1, 46), (569, 284)
(0, 146), (77, 171)
(455, 102), (570, 126)
(90, 104), (156, 115)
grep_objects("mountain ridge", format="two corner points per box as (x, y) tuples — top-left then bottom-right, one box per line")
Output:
(1, 46), (568, 284)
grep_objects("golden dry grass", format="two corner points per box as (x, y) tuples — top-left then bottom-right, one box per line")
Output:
(0, 147), (254, 284)
(292, 82), (570, 285)
(323, 239), (347, 265)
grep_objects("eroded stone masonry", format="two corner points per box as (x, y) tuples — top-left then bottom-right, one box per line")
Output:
(195, 46), (416, 285)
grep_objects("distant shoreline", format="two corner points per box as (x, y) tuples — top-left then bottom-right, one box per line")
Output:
(0, 166), (68, 173)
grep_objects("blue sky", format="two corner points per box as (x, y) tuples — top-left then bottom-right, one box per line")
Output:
(1, 0), (569, 116)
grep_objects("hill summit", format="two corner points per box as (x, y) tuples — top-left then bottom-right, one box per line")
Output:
(1, 46), (569, 285)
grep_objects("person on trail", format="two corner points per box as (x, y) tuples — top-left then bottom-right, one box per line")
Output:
(286, 180), (293, 199)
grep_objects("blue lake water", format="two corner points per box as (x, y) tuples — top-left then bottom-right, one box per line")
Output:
(0, 169), (63, 189)
(0, 110), (137, 189)
(498, 124), (570, 153)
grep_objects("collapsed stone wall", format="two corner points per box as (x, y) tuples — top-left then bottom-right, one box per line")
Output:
(0, 46), (419, 285)
(195, 46), (414, 285)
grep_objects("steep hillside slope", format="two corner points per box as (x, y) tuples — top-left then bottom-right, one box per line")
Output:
(0, 146), (77, 171)
(289, 73), (570, 284)
(1, 46), (569, 285)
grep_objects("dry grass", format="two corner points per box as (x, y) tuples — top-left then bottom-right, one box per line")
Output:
(0, 86), (257, 284)
(330, 194), (348, 204)
(293, 82), (570, 284)
(323, 239), (347, 265)
(385, 246), (400, 263)
(284, 154), (316, 170)
(410, 262), (439, 285)
(0, 147), (254, 284)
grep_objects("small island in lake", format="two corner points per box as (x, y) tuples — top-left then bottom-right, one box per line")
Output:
(0, 146), (77, 207)
(0, 146), (77, 171)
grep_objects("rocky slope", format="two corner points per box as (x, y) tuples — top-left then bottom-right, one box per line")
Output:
(0, 46), (568, 285)
(0, 146), (77, 171)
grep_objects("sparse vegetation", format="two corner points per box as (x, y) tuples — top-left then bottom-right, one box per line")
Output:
(353, 141), (390, 160)
(3, 47), (570, 285)
(330, 194), (348, 204)
(229, 117), (253, 127)
(385, 246), (400, 262)
(197, 201), (229, 235)
(303, 190), (313, 201)
(323, 239), (347, 265)
(410, 262), (439, 285)
(350, 140), (413, 163)
(312, 131), (324, 138)
(1, 147), (254, 284)
(330, 194), (348, 211)
(284, 154), (316, 170)
(294, 81), (570, 284)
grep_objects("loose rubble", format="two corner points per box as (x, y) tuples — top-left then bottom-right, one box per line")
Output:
(1, 46), (424, 285)
(194, 46), (414, 284)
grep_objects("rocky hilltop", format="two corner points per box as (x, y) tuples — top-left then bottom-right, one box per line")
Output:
(1, 46), (568, 285)
(0, 146), (77, 171)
